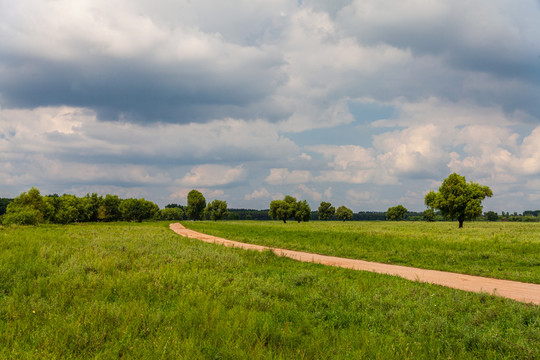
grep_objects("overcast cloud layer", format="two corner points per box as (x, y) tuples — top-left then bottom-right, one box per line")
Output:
(1, 0), (540, 212)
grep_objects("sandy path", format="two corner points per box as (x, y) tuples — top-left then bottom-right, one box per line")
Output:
(169, 223), (540, 305)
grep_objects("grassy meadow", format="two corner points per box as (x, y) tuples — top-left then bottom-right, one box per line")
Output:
(183, 221), (540, 284)
(0, 222), (539, 359)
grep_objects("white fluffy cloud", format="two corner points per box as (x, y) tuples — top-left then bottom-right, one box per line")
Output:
(179, 165), (247, 187)
(296, 184), (322, 202)
(245, 188), (272, 201)
(265, 168), (313, 185)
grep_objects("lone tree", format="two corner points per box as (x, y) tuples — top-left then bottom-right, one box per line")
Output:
(425, 173), (493, 228)
(205, 199), (229, 221)
(335, 206), (353, 221)
(318, 201), (335, 220)
(186, 189), (206, 220)
(386, 205), (407, 221)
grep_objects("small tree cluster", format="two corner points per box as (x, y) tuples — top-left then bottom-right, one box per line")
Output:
(205, 199), (229, 221)
(422, 208), (435, 222)
(485, 211), (499, 222)
(269, 196), (311, 223)
(318, 201), (335, 220)
(184, 190), (228, 221)
(335, 206), (353, 221)
(158, 207), (184, 221)
(2, 187), (161, 225)
(119, 198), (159, 222)
(386, 205), (407, 221)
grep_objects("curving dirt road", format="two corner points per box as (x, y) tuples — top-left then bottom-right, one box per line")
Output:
(170, 223), (540, 305)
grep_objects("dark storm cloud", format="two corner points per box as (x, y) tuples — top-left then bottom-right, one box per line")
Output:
(0, 50), (286, 123)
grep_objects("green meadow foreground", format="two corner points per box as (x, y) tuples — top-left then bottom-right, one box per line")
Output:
(183, 221), (540, 284)
(1, 222), (539, 359)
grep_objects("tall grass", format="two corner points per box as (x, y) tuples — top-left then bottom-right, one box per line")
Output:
(0, 222), (538, 358)
(183, 221), (540, 284)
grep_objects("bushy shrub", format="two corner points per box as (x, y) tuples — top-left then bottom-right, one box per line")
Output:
(159, 207), (184, 221)
(205, 200), (229, 221)
(120, 198), (159, 222)
(336, 206), (353, 221)
(386, 205), (407, 221)
(2, 208), (41, 226)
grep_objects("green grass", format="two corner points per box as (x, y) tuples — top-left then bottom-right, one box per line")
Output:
(182, 221), (540, 284)
(0, 222), (538, 359)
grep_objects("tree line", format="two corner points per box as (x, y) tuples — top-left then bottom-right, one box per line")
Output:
(2, 173), (538, 227)
(0, 188), (228, 226)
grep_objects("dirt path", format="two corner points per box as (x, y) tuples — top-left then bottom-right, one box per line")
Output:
(169, 223), (540, 305)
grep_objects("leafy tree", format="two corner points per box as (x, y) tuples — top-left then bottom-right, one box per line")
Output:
(318, 201), (335, 220)
(205, 199), (229, 221)
(422, 208), (435, 222)
(84, 193), (103, 222)
(269, 200), (291, 223)
(119, 198), (159, 222)
(2, 208), (41, 226)
(54, 194), (83, 224)
(43, 194), (61, 222)
(485, 211), (499, 222)
(425, 173), (493, 228)
(4, 187), (49, 225)
(269, 196), (310, 223)
(159, 207), (184, 221)
(186, 190), (206, 220)
(386, 205), (407, 221)
(294, 200), (311, 223)
(98, 194), (122, 222)
(269, 196), (297, 223)
(335, 206), (353, 221)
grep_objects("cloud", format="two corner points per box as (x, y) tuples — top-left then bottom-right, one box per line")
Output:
(0, 106), (299, 164)
(0, 0), (287, 123)
(245, 188), (271, 201)
(447, 124), (540, 180)
(179, 164), (247, 187)
(265, 168), (313, 185)
(309, 145), (398, 184)
(346, 189), (372, 202)
(323, 187), (333, 199)
(373, 124), (451, 179)
(169, 187), (225, 204)
(296, 184), (322, 202)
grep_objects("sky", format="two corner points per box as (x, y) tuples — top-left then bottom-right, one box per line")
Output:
(1, 0), (540, 212)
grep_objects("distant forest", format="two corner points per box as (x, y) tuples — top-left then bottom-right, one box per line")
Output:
(165, 205), (540, 222)
(226, 209), (396, 221)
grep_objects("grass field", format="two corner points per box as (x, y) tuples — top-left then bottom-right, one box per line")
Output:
(1, 222), (539, 359)
(182, 221), (540, 284)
